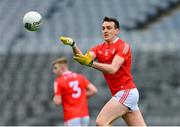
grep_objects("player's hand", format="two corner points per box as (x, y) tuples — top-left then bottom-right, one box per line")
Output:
(60, 36), (76, 47)
(73, 52), (93, 66)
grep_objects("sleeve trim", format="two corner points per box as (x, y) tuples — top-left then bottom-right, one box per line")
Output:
(122, 43), (129, 55)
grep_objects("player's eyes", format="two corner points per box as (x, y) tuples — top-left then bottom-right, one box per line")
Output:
(102, 26), (112, 31)
(107, 26), (112, 30)
(102, 27), (105, 30)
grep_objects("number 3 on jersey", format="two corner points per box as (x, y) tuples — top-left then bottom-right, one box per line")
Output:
(69, 81), (81, 98)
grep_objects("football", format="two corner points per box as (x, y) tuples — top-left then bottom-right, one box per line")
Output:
(23, 11), (42, 31)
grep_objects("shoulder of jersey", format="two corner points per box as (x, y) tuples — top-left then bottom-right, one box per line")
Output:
(123, 42), (130, 55)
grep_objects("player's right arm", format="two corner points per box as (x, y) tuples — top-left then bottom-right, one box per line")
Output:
(60, 36), (83, 55)
(53, 81), (62, 106)
(53, 95), (62, 106)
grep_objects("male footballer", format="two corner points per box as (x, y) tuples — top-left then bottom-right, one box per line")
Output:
(60, 17), (146, 126)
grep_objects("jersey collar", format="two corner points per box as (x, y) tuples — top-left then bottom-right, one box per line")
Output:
(113, 37), (119, 43)
(62, 71), (72, 75)
(105, 37), (119, 45)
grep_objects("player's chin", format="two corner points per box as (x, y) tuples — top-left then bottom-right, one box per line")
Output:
(103, 36), (110, 41)
(104, 37), (111, 42)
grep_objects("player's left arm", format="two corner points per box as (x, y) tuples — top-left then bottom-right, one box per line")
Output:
(74, 52), (124, 74)
(86, 82), (98, 97)
(74, 43), (128, 73)
(91, 55), (124, 74)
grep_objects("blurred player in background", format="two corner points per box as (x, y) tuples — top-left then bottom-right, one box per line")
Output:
(60, 17), (146, 126)
(52, 57), (97, 126)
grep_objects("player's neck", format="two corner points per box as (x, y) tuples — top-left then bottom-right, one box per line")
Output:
(106, 37), (118, 44)
(62, 70), (71, 75)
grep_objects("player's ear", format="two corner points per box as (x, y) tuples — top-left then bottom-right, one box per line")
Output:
(115, 28), (120, 36)
(60, 64), (67, 71)
(116, 28), (120, 33)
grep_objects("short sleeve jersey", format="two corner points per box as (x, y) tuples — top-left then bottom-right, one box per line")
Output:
(54, 71), (90, 121)
(91, 38), (136, 95)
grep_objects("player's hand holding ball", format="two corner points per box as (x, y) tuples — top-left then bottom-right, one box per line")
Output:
(23, 11), (42, 31)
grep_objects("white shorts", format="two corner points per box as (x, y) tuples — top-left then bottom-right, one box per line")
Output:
(112, 88), (139, 111)
(64, 116), (90, 126)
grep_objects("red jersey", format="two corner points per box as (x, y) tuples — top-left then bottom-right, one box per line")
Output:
(91, 38), (136, 95)
(54, 71), (90, 121)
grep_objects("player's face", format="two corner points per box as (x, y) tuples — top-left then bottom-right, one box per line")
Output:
(102, 21), (119, 42)
(53, 63), (63, 76)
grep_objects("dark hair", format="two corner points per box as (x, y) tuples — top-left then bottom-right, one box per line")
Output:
(103, 16), (120, 29)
